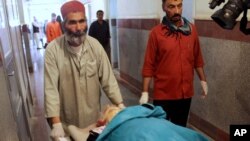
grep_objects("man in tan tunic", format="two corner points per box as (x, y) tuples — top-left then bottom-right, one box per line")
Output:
(44, 1), (124, 140)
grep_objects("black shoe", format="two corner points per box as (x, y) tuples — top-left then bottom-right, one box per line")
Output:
(44, 43), (48, 48)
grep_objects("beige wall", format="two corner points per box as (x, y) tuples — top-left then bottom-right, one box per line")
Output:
(195, 0), (216, 19)
(116, 0), (162, 19)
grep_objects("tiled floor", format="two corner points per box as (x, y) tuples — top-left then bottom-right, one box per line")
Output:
(29, 46), (213, 141)
(29, 47), (51, 141)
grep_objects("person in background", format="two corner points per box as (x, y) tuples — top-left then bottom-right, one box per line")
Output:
(56, 15), (64, 33)
(139, 0), (208, 127)
(42, 19), (48, 48)
(88, 10), (111, 62)
(43, 19), (48, 35)
(32, 16), (41, 49)
(44, 1), (125, 140)
(45, 13), (62, 48)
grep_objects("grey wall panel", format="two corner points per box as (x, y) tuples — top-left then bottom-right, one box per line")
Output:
(191, 37), (250, 133)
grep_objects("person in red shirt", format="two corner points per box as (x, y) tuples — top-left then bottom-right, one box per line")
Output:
(139, 0), (208, 127)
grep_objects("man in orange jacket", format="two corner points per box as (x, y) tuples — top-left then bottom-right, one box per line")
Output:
(45, 13), (62, 48)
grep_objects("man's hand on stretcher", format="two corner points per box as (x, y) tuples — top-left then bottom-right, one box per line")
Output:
(139, 92), (149, 104)
(50, 117), (65, 141)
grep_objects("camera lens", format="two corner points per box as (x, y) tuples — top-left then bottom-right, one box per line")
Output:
(209, 0), (225, 9)
(211, 0), (244, 29)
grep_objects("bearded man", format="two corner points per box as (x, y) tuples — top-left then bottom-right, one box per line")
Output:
(44, 1), (125, 140)
(139, 0), (208, 127)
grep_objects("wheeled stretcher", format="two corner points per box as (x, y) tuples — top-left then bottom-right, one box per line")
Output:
(60, 104), (209, 141)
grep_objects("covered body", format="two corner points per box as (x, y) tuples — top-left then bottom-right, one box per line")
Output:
(97, 104), (209, 141)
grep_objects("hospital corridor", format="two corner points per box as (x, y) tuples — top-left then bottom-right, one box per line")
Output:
(16, 42), (213, 141)
(0, 0), (250, 141)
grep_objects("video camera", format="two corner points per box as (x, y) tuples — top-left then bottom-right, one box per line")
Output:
(209, 0), (250, 35)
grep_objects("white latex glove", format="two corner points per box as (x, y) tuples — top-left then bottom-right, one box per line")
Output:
(200, 81), (208, 98)
(68, 125), (90, 141)
(51, 123), (65, 139)
(118, 103), (126, 109)
(58, 137), (68, 141)
(139, 92), (149, 104)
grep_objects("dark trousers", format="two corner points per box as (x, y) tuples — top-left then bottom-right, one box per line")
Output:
(103, 43), (111, 63)
(153, 98), (192, 127)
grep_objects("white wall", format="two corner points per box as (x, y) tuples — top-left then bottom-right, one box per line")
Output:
(85, 0), (195, 21)
(116, 0), (162, 19)
(115, 0), (194, 22)
(22, 0), (62, 24)
(182, 0), (194, 22)
(88, 0), (107, 22)
(109, 0), (117, 19)
(195, 0), (219, 19)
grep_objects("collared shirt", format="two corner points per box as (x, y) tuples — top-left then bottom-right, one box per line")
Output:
(142, 23), (204, 100)
(44, 35), (122, 128)
(67, 44), (83, 61)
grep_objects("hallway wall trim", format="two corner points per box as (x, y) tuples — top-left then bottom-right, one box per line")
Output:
(119, 71), (142, 95)
(116, 18), (160, 30)
(195, 19), (250, 43)
(189, 113), (229, 141)
(114, 18), (250, 43)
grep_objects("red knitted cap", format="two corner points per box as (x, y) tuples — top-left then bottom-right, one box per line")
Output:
(61, 0), (85, 19)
